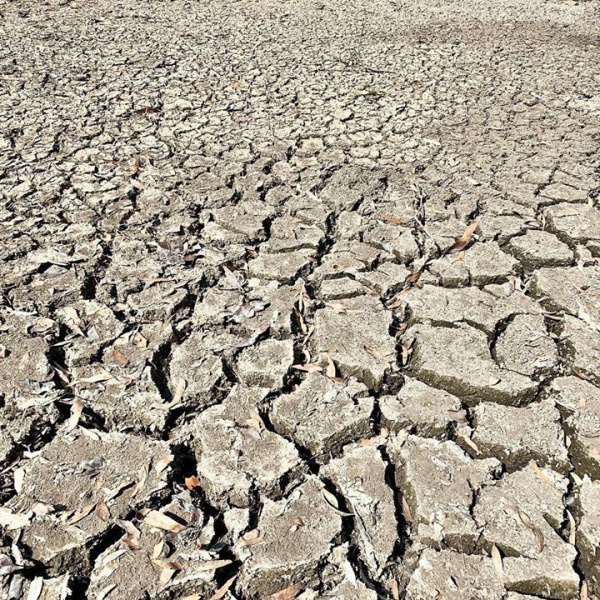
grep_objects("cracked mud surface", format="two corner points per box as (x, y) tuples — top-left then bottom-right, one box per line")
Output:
(1, 0), (600, 598)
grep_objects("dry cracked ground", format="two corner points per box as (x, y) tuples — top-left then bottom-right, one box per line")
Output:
(1, 0), (600, 598)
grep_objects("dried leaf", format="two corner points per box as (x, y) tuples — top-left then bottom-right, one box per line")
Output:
(531, 461), (553, 485)
(379, 215), (407, 226)
(240, 529), (262, 547)
(96, 500), (111, 522)
(448, 409), (468, 423)
(185, 475), (201, 490)
(341, 560), (357, 587)
(365, 346), (394, 359)
(567, 509), (576, 545)
(196, 559), (232, 571)
(27, 577), (43, 600)
(66, 503), (95, 526)
(401, 496), (413, 523)
(450, 221), (478, 252)
(77, 369), (115, 385)
(14, 468), (25, 494)
(60, 307), (84, 336)
(404, 271), (421, 285)
(491, 544), (503, 582)
(209, 574), (237, 600)
(131, 332), (148, 349)
(391, 579), (400, 600)
(65, 398), (84, 433)
(144, 510), (187, 533)
(112, 348), (129, 366)
(322, 489), (353, 516)
(118, 520), (141, 550)
(0, 554), (22, 576)
(105, 479), (134, 502)
(96, 584), (117, 600)
(458, 434), (480, 455)
(387, 288), (412, 309)
(130, 465), (148, 498)
(291, 363), (323, 373)
(155, 455), (174, 475)
(247, 409), (266, 433)
(324, 301), (349, 313)
(326, 355), (337, 379)
(155, 561), (181, 588)
(518, 510), (545, 552)
(172, 377), (187, 405)
(322, 488), (339, 508)
(152, 540), (165, 560)
(268, 583), (302, 600)
(581, 581), (589, 600)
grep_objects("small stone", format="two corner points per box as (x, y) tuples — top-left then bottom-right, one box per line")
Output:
(271, 373), (373, 457)
(236, 338), (294, 388)
(389, 435), (500, 552)
(239, 476), (342, 596)
(506, 230), (573, 270)
(321, 445), (397, 576)
(380, 378), (462, 438)
(471, 401), (569, 473)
